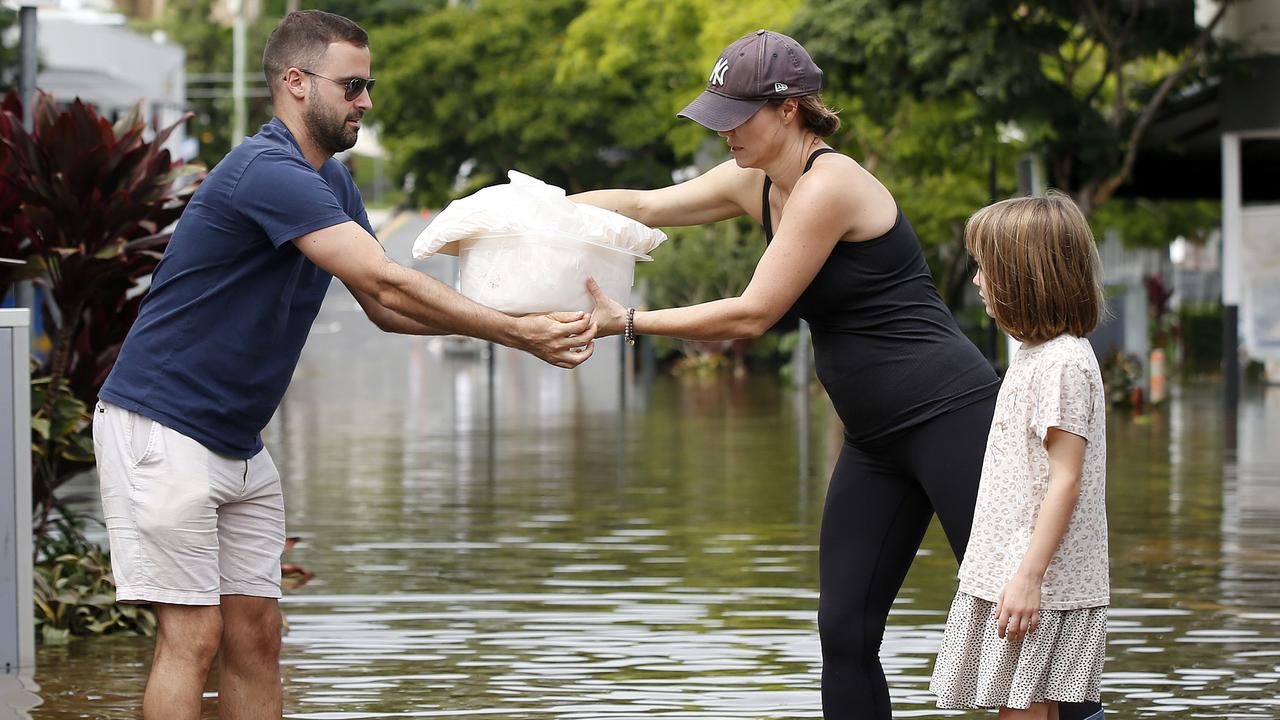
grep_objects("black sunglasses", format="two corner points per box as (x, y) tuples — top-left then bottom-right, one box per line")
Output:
(297, 69), (375, 101)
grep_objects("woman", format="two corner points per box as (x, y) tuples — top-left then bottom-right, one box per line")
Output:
(573, 30), (1001, 718)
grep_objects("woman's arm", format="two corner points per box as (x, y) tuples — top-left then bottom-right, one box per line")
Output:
(587, 167), (852, 341)
(996, 427), (1086, 642)
(571, 160), (757, 228)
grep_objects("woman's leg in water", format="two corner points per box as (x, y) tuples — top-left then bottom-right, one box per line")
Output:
(818, 442), (934, 719)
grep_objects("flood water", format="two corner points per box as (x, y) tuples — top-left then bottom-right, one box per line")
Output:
(22, 292), (1280, 718)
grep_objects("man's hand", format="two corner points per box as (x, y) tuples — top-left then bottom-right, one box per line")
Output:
(513, 311), (598, 369)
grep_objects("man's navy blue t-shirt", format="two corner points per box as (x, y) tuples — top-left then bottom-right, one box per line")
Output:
(100, 118), (374, 459)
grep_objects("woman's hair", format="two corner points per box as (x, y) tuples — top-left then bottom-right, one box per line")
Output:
(263, 10), (369, 100)
(964, 191), (1105, 343)
(769, 95), (841, 137)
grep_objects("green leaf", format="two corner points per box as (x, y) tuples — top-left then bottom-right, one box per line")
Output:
(41, 625), (71, 646)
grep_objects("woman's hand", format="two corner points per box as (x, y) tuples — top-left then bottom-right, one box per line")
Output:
(586, 277), (628, 338)
(996, 573), (1042, 643)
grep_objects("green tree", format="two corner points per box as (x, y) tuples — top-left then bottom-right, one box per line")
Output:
(1090, 198), (1220, 249)
(138, 1), (439, 169)
(0, 7), (19, 94)
(292, 0), (442, 27)
(372, 0), (800, 205)
(789, 5), (1026, 306)
(860, 99), (1022, 307)
(135, 0), (279, 168)
(562, 0), (802, 161)
(793, 0), (1232, 217)
(372, 0), (589, 206)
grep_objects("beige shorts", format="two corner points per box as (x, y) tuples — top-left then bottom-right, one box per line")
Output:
(92, 401), (285, 605)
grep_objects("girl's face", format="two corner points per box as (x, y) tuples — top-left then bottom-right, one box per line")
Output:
(973, 267), (994, 318)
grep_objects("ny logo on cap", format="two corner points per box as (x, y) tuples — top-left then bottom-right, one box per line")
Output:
(709, 57), (729, 86)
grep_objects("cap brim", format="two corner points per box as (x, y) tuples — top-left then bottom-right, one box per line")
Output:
(677, 91), (767, 132)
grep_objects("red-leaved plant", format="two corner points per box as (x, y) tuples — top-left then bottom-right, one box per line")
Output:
(0, 90), (205, 531)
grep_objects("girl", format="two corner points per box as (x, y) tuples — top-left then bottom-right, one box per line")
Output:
(930, 193), (1110, 718)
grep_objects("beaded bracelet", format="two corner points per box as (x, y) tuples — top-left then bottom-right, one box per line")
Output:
(624, 307), (636, 346)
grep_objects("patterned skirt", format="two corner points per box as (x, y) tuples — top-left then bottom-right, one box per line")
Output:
(930, 592), (1107, 710)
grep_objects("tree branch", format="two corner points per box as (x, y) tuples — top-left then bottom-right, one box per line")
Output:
(1084, 0), (1118, 49)
(1092, 2), (1229, 209)
(1081, 48), (1113, 107)
(1084, 0), (1131, 125)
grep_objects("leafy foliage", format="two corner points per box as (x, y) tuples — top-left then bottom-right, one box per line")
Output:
(134, 0), (271, 168)
(641, 218), (762, 310)
(33, 513), (157, 645)
(559, 0), (802, 161)
(1090, 198), (1220, 249)
(1177, 303), (1223, 376)
(136, 0), (450, 168)
(292, 0), (444, 27)
(373, 0), (599, 205)
(840, 98), (1022, 308)
(29, 377), (94, 539)
(792, 0), (1229, 216)
(637, 218), (764, 364)
(0, 90), (204, 522)
(1100, 348), (1145, 408)
(0, 7), (18, 94)
(372, 0), (799, 205)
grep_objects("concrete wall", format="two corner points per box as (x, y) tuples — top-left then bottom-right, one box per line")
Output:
(34, 13), (187, 157)
(1213, 0), (1280, 55)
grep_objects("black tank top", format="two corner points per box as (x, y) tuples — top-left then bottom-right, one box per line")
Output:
(763, 148), (998, 446)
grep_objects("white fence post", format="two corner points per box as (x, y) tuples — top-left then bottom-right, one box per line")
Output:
(0, 308), (33, 678)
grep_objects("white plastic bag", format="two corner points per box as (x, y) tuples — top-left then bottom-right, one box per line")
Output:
(410, 171), (666, 314)
(411, 171), (665, 258)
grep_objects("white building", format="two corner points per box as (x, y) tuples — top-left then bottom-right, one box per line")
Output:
(3, 0), (189, 158)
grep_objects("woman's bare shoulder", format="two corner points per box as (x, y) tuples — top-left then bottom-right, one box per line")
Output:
(798, 152), (898, 240)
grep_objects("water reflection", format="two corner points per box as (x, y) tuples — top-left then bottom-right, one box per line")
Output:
(23, 297), (1280, 717)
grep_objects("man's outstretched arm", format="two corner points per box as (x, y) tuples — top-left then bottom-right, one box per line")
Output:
(342, 281), (449, 335)
(294, 221), (597, 368)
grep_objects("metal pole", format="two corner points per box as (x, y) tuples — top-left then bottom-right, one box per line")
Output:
(15, 7), (38, 336)
(18, 6), (36, 133)
(793, 319), (812, 490)
(986, 154), (1000, 368)
(231, 0), (247, 148)
(793, 319), (811, 391)
(486, 342), (496, 488)
(1221, 133), (1241, 409)
(618, 335), (626, 409)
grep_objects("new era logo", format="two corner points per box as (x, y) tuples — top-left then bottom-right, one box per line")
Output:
(709, 57), (729, 86)
(774, 82), (789, 93)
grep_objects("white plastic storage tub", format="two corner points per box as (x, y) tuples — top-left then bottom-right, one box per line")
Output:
(457, 231), (649, 315)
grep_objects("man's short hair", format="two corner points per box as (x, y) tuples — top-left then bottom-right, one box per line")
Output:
(262, 10), (368, 100)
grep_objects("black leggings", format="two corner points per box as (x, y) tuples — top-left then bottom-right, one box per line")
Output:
(818, 395), (996, 719)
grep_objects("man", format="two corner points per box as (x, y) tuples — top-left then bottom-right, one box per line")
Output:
(92, 11), (596, 719)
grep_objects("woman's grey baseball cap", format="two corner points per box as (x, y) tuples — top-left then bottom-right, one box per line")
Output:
(678, 29), (823, 132)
